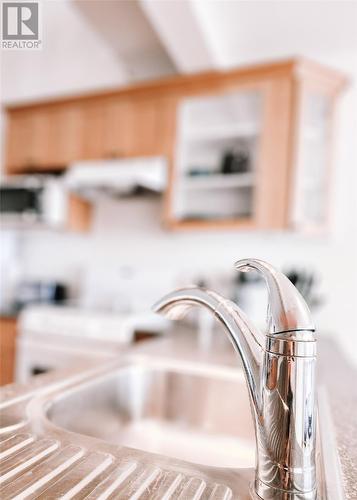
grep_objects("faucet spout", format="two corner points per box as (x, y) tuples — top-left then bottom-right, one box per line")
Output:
(153, 287), (264, 412)
(153, 259), (317, 500)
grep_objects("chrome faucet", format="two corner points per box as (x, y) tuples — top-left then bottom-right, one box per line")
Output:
(153, 258), (317, 500)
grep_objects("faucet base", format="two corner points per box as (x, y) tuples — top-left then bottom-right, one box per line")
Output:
(255, 479), (317, 500)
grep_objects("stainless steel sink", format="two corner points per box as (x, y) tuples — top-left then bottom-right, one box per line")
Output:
(47, 362), (256, 469)
(0, 355), (345, 499)
(40, 357), (345, 500)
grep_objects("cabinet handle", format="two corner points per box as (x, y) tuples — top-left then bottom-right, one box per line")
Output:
(25, 158), (36, 170)
(105, 150), (122, 159)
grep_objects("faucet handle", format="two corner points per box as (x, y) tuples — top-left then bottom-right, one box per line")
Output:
(235, 258), (315, 337)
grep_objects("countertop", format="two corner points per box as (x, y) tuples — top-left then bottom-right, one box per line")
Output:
(316, 339), (357, 500)
(0, 310), (18, 319)
(0, 330), (356, 499)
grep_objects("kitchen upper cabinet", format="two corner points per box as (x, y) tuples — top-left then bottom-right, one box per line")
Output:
(165, 62), (346, 231)
(21, 95), (169, 164)
(4, 59), (346, 232)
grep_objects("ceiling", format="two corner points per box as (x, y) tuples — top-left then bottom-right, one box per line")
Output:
(75, 0), (357, 76)
(73, 0), (176, 80)
(1, 0), (356, 105)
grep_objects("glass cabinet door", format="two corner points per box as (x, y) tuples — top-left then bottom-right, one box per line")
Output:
(290, 84), (334, 232)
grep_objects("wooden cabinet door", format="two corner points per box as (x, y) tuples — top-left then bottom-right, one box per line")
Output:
(46, 103), (83, 167)
(126, 97), (162, 157)
(103, 96), (165, 159)
(6, 95), (174, 172)
(0, 318), (17, 386)
(6, 109), (49, 172)
(80, 100), (106, 160)
(6, 105), (83, 172)
(6, 111), (29, 172)
(102, 98), (132, 159)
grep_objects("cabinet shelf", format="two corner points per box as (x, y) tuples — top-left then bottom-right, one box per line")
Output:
(180, 172), (255, 190)
(183, 123), (259, 142)
(167, 216), (254, 231)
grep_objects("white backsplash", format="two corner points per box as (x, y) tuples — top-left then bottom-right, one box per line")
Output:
(3, 188), (353, 366)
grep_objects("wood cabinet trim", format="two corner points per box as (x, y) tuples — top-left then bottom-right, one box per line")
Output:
(4, 59), (297, 111)
(0, 317), (17, 386)
(164, 217), (255, 232)
(6, 58), (346, 112)
(66, 194), (93, 233)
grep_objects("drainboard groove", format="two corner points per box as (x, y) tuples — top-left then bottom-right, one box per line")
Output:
(34, 451), (113, 500)
(148, 470), (184, 500)
(0, 438), (59, 486)
(67, 461), (135, 500)
(83, 461), (138, 499)
(131, 468), (171, 500)
(0, 419), (29, 436)
(0, 433), (35, 460)
(0, 445), (84, 499)
(177, 477), (207, 500)
(113, 465), (162, 500)
(208, 483), (233, 500)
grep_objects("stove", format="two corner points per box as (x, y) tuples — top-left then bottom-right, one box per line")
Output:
(16, 305), (169, 382)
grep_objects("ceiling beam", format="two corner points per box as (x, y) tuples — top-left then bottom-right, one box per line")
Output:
(139, 0), (221, 74)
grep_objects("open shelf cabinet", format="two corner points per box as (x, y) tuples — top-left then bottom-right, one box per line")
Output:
(165, 60), (347, 231)
(172, 89), (262, 225)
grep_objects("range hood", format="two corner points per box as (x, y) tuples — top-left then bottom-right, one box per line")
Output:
(64, 157), (167, 198)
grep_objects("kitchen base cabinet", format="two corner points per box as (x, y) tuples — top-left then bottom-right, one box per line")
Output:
(0, 317), (17, 386)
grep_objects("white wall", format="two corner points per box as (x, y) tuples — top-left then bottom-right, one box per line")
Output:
(194, 0), (357, 69)
(1, 1), (356, 364)
(19, 130), (357, 364)
(0, 1), (128, 104)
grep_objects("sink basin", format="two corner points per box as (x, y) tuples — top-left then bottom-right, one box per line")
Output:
(47, 361), (256, 469)
(35, 357), (345, 499)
